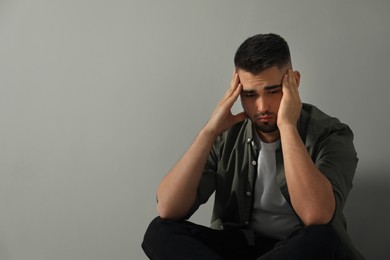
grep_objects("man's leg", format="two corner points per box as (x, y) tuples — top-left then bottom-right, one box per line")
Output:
(257, 225), (346, 260)
(142, 217), (255, 260)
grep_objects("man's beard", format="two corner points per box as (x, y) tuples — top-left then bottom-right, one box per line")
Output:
(254, 122), (279, 133)
(252, 112), (279, 134)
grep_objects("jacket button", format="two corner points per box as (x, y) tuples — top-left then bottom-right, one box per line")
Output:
(252, 161), (257, 166)
(246, 191), (251, 196)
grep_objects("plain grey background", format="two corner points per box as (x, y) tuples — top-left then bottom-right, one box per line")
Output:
(0, 0), (389, 259)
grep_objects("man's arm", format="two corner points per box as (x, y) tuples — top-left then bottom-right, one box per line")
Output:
(278, 69), (336, 226)
(156, 72), (247, 220)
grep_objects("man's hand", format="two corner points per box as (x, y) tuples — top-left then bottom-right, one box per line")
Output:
(204, 72), (248, 137)
(156, 71), (247, 220)
(277, 69), (302, 130)
(278, 69), (336, 225)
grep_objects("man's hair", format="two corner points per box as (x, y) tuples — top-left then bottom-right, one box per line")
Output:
(234, 33), (291, 74)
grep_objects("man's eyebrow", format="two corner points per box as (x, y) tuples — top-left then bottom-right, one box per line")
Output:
(241, 89), (257, 93)
(241, 84), (282, 92)
(264, 84), (282, 91)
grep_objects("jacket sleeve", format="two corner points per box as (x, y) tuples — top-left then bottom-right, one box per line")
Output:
(311, 123), (358, 213)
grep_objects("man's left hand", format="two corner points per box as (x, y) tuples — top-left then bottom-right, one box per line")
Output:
(277, 69), (302, 129)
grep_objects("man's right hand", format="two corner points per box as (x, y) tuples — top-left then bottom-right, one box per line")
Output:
(157, 71), (248, 220)
(203, 71), (248, 138)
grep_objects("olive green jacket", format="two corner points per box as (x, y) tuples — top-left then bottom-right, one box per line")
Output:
(188, 103), (364, 260)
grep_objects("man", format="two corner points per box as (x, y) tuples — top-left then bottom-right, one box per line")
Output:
(142, 33), (364, 259)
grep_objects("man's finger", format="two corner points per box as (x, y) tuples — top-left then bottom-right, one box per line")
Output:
(282, 71), (289, 89)
(289, 69), (295, 87)
(223, 72), (240, 100)
(226, 83), (242, 104)
(230, 72), (239, 91)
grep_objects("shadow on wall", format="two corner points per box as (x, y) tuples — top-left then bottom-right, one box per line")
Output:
(344, 172), (390, 259)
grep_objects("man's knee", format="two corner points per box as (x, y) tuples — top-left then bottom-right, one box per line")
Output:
(142, 217), (194, 254)
(143, 217), (168, 248)
(304, 224), (341, 244)
(300, 225), (345, 259)
(142, 217), (167, 257)
(267, 225), (346, 259)
(142, 217), (218, 259)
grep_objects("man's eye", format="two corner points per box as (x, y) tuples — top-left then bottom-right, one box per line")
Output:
(245, 93), (257, 98)
(267, 90), (280, 95)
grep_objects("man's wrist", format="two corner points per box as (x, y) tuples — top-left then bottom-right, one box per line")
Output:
(200, 126), (220, 142)
(278, 123), (298, 135)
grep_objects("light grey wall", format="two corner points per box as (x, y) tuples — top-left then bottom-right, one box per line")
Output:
(0, 0), (389, 259)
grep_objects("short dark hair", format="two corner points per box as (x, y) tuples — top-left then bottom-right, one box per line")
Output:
(234, 33), (291, 74)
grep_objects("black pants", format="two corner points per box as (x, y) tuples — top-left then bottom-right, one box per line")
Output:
(142, 217), (346, 260)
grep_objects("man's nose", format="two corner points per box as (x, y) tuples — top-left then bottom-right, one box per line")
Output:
(257, 95), (269, 112)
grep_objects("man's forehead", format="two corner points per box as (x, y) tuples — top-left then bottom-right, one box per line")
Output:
(238, 67), (285, 86)
(239, 74), (283, 91)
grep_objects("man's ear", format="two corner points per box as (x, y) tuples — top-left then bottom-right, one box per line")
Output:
(294, 71), (301, 88)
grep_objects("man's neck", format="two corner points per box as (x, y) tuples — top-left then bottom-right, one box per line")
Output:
(257, 130), (281, 143)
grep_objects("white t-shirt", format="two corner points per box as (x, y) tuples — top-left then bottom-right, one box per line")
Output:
(248, 137), (301, 240)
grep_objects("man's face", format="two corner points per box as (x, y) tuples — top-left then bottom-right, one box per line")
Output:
(238, 66), (286, 141)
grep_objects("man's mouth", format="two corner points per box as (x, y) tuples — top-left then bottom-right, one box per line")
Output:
(255, 113), (273, 122)
(259, 116), (272, 123)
